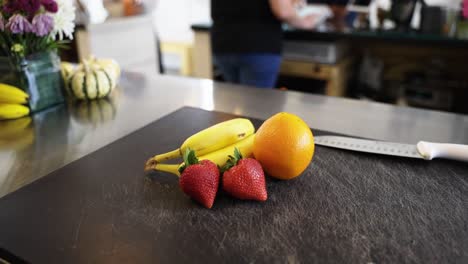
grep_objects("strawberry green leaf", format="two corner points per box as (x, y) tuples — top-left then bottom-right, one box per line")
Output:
(234, 148), (243, 160)
(220, 148), (243, 173)
(178, 148), (199, 174)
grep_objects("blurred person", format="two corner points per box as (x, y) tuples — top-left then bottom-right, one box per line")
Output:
(211, 0), (317, 88)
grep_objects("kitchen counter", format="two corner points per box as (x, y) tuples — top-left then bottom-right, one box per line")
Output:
(1, 71), (468, 198)
(1, 71), (468, 263)
(191, 23), (468, 47)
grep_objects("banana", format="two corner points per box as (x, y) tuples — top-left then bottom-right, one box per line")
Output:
(0, 93), (28, 104)
(0, 83), (29, 104)
(0, 83), (29, 101)
(148, 118), (255, 163)
(0, 104), (30, 120)
(145, 133), (255, 176)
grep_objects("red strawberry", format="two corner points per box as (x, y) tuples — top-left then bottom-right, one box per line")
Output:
(179, 149), (220, 208)
(222, 148), (267, 201)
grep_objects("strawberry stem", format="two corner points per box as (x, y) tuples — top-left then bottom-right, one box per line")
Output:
(234, 148), (243, 160)
(221, 148), (243, 173)
(178, 148), (199, 174)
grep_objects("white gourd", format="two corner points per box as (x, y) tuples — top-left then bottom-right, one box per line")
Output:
(68, 59), (117, 100)
(93, 58), (121, 80)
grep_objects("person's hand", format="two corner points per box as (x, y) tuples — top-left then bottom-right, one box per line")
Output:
(293, 0), (306, 8)
(299, 14), (318, 29)
(270, 0), (317, 29)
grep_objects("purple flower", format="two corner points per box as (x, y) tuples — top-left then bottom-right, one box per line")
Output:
(6, 14), (33, 34)
(0, 13), (4, 32)
(41, 0), (58, 13)
(3, 0), (42, 16)
(32, 14), (53, 37)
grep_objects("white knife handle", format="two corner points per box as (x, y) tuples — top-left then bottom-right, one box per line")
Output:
(417, 141), (468, 162)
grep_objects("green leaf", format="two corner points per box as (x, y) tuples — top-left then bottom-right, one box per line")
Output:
(234, 148), (243, 160)
(0, 32), (70, 57)
(220, 148), (243, 173)
(178, 148), (199, 174)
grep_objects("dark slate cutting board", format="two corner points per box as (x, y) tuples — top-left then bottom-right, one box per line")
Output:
(0, 107), (467, 264)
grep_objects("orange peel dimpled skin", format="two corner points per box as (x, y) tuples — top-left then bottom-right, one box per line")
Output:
(253, 112), (315, 180)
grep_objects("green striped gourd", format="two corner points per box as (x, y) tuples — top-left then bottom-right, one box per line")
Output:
(60, 62), (75, 83)
(68, 59), (117, 100)
(94, 58), (121, 80)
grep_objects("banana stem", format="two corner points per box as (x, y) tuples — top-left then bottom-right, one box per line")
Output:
(144, 157), (181, 176)
(153, 149), (182, 163)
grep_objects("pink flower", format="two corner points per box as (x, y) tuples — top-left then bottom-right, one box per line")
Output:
(41, 0), (58, 13)
(6, 14), (33, 34)
(32, 14), (54, 36)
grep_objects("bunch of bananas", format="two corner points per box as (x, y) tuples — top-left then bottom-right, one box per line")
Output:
(0, 83), (30, 120)
(145, 118), (256, 176)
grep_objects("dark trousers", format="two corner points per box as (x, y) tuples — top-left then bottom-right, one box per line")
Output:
(214, 53), (281, 89)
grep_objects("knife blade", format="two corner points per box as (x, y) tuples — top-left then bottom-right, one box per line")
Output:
(314, 136), (468, 162)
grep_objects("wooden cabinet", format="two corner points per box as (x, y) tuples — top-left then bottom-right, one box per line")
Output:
(280, 58), (353, 97)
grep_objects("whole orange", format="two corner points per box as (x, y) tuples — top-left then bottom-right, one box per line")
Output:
(253, 112), (314, 180)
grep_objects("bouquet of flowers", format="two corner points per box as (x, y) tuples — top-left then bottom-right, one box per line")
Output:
(0, 0), (76, 113)
(0, 0), (76, 61)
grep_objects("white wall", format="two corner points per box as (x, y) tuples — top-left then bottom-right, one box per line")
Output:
(153, 0), (210, 43)
(152, 0), (462, 43)
(375, 0), (462, 9)
(370, 0), (462, 29)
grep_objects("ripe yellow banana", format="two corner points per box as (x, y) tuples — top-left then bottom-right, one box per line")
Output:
(0, 104), (30, 120)
(145, 133), (255, 176)
(0, 83), (29, 99)
(0, 83), (29, 104)
(0, 93), (28, 104)
(149, 118), (255, 163)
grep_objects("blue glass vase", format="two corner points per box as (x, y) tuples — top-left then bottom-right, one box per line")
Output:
(0, 51), (65, 113)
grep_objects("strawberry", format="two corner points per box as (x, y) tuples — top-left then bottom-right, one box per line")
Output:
(222, 148), (267, 201)
(178, 149), (220, 208)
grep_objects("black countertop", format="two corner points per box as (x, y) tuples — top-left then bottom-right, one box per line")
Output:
(192, 23), (468, 47)
(1, 69), (468, 262)
(1, 107), (467, 263)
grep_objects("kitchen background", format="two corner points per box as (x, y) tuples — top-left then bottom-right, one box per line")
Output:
(70, 0), (468, 114)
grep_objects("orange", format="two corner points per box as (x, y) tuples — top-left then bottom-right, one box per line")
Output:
(253, 112), (314, 180)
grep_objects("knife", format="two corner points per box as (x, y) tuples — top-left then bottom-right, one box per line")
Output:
(314, 136), (468, 162)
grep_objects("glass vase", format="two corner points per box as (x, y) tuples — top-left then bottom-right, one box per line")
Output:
(0, 51), (65, 113)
